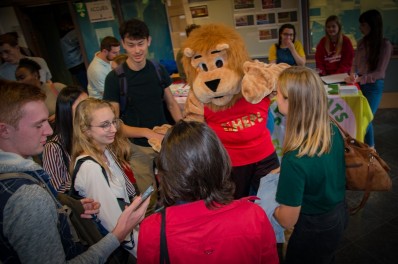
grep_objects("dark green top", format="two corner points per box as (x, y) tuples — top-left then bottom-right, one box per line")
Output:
(276, 123), (346, 215)
(103, 60), (172, 147)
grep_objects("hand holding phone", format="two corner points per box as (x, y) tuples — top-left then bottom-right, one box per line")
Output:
(134, 185), (154, 211)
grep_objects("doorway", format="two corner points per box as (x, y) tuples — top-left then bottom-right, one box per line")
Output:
(20, 2), (84, 86)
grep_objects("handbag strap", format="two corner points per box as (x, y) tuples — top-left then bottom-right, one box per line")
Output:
(348, 159), (374, 214)
(160, 207), (170, 264)
(329, 117), (374, 215)
(329, 117), (351, 139)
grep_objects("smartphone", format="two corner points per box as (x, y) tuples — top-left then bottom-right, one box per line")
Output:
(134, 185), (154, 211)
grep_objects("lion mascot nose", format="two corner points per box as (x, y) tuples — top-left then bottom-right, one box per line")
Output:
(205, 79), (220, 92)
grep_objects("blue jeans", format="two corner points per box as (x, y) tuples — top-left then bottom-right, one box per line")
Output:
(256, 173), (285, 243)
(360, 80), (384, 147)
(285, 201), (348, 264)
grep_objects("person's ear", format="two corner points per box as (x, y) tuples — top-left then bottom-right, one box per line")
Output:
(84, 129), (91, 138)
(147, 36), (152, 47)
(0, 123), (12, 139)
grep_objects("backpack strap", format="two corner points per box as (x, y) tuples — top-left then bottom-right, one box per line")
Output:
(0, 172), (40, 182)
(69, 156), (109, 199)
(150, 59), (168, 89)
(116, 60), (168, 116)
(160, 207), (170, 264)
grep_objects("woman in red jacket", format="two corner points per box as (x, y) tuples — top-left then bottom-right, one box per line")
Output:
(137, 121), (278, 264)
(315, 15), (354, 76)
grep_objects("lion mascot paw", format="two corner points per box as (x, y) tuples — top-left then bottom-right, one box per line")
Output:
(241, 60), (290, 104)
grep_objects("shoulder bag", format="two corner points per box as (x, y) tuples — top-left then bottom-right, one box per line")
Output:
(331, 118), (392, 214)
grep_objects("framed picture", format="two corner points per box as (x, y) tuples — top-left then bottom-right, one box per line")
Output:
(234, 14), (255, 27)
(259, 28), (278, 41)
(234, 0), (255, 10)
(262, 0), (281, 10)
(256, 13), (276, 25)
(277, 11), (298, 23)
(190, 5), (208, 18)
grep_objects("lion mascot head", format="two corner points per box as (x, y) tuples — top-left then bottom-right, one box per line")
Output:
(182, 24), (250, 111)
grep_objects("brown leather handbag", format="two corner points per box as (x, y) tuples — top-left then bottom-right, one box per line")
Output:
(331, 118), (392, 214)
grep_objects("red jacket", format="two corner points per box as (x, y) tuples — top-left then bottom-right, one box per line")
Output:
(315, 35), (354, 76)
(137, 198), (279, 264)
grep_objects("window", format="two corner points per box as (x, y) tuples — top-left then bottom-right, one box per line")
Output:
(302, 0), (398, 56)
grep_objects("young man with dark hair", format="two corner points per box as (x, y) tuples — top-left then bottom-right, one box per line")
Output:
(87, 36), (120, 98)
(103, 19), (182, 213)
(0, 80), (149, 263)
(0, 32), (52, 83)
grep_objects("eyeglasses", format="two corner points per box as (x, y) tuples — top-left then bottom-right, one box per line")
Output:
(90, 118), (122, 132)
(282, 33), (294, 37)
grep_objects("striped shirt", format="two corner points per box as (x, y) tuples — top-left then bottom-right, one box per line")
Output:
(43, 135), (71, 193)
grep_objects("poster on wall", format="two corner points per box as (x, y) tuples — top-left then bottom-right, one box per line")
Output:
(86, 0), (115, 23)
(262, 0), (282, 9)
(259, 28), (278, 41)
(256, 13), (276, 25)
(277, 10), (298, 23)
(190, 5), (209, 18)
(234, 0), (255, 10)
(234, 14), (255, 27)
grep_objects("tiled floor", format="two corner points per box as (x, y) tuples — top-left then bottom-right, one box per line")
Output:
(335, 108), (398, 264)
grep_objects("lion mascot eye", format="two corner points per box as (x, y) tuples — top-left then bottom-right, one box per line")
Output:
(215, 58), (223, 68)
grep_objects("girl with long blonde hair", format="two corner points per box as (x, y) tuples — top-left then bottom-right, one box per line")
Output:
(315, 15), (354, 76)
(70, 97), (137, 256)
(274, 66), (348, 263)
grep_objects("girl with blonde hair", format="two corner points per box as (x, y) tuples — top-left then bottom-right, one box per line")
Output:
(70, 97), (137, 256)
(274, 66), (348, 263)
(315, 15), (354, 76)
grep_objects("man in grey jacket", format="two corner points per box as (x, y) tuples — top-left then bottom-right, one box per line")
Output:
(0, 80), (149, 263)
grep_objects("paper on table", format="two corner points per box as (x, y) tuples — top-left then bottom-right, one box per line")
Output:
(339, 85), (358, 95)
(320, 73), (349, 84)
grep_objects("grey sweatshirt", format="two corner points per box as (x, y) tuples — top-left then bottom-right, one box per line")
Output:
(0, 149), (120, 263)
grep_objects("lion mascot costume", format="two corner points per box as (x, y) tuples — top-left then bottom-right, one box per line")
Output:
(181, 24), (289, 198)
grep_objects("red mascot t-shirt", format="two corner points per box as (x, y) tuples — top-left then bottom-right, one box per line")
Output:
(204, 97), (275, 166)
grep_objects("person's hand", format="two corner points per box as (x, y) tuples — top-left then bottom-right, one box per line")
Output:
(80, 198), (100, 219)
(345, 73), (360, 84)
(270, 167), (280, 174)
(285, 38), (295, 51)
(149, 130), (165, 141)
(144, 128), (164, 141)
(112, 195), (150, 243)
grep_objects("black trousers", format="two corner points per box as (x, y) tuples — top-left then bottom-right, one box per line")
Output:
(231, 151), (279, 198)
(285, 201), (349, 264)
